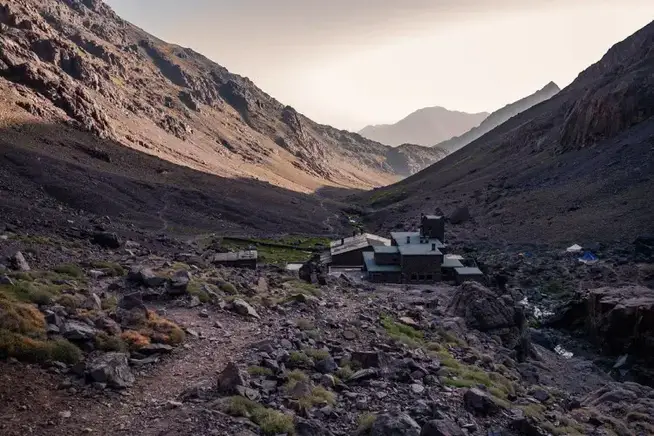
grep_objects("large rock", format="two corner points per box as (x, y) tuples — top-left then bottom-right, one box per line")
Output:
(61, 320), (98, 341)
(420, 419), (465, 436)
(546, 286), (654, 367)
(128, 267), (167, 288)
(92, 231), (121, 249)
(463, 388), (502, 416)
(370, 412), (421, 436)
(87, 352), (134, 389)
(449, 206), (470, 225)
(9, 251), (30, 271)
(447, 282), (536, 361)
(168, 270), (191, 295)
(230, 299), (260, 319)
(217, 361), (247, 394)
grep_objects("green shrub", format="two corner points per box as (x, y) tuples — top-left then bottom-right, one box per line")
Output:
(304, 348), (330, 361)
(53, 264), (84, 279)
(90, 261), (126, 277)
(219, 282), (237, 295)
(288, 351), (312, 367)
(248, 366), (274, 376)
(357, 413), (377, 435)
(0, 330), (82, 364)
(225, 396), (295, 435)
(336, 365), (354, 381)
(380, 315), (424, 347)
(95, 332), (128, 352)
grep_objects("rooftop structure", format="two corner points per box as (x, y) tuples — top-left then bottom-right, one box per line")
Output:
(213, 250), (258, 269)
(326, 232), (391, 267)
(361, 214), (486, 285)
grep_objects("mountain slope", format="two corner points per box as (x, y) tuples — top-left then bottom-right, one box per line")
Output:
(359, 21), (654, 243)
(435, 82), (561, 152)
(0, 0), (444, 196)
(359, 106), (488, 147)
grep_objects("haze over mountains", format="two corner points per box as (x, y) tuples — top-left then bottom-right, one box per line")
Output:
(359, 83), (561, 152)
(359, 107), (488, 147)
(362, 20), (654, 243)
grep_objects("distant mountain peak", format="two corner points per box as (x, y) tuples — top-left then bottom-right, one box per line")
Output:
(359, 107), (489, 147)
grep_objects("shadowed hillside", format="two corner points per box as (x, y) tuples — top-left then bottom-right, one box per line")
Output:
(359, 21), (654, 244)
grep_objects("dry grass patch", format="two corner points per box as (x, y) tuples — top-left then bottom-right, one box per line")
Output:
(144, 311), (185, 345)
(225, 396), (295, 435)
(121, 330), (151, 350)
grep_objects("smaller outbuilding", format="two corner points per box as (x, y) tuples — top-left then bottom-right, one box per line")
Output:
(454, 267), (485, 285)
(213, 250), (258, 269)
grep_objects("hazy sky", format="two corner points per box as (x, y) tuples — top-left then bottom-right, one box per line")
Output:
(106, 0), (654, 130)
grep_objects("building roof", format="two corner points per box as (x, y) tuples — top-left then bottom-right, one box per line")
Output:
(398, 244), (443, 256)
(442, 257), (464, 268)
(330, 233), (391, 256)
(363, 252), (402, 273)
(423, 215), (443, 220)
(373, 245), (400, 254)
(213, 250), (258, 262)
(390, 231), (445, 248)
(454, 267), (484, 276)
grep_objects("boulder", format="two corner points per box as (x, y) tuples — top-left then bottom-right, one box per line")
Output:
(463, 388), (501, 416)
(296, 418), (336, 436)
(420, 419), (465, 436)
(168, 270), (191, 295)
(370, 412), (421, 436)
(9, 251), (30, 271)
(230, 299), (260, 319)
(61, 320), (98, 341)
(217, 361), (247, 394)
(83, 294), (102, 311)
(546, 286), (654, 367)
(87, 352), (134, 389)
(449, 207), (470, 225)
(128, 267), (166, 288)
(351, 351), (390, 369)
(92, 232), (121, 249)
(315, 356), (338, 374)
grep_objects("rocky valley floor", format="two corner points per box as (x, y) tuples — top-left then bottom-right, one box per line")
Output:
(2, 225), (654, 436)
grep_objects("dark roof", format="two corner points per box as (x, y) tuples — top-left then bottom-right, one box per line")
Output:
(213, 250), (258, 262)
(423, 215), (443, 220)
(330, 233), (391, 256)
(454, 267), (484, 276)
(363, 252), (402, 273)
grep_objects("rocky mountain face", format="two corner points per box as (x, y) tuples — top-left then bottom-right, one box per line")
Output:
(359, 20), (654, 244)
(0, 0), (444, 196)
(359, 107), (488, 147)
(434, 82), (561, 153)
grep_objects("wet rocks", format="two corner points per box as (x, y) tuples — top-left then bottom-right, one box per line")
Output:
(370, 412), (421, 436)
(546, 286), (654, 366)
(87, 352), (134, 389)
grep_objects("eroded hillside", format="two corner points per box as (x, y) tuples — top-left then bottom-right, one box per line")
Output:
(0, 0), (446, 195)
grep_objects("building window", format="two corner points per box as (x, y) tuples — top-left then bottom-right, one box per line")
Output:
(426, 274), (433, 281)
(411, 273), (418, 281)
(418, 274), (425, 281)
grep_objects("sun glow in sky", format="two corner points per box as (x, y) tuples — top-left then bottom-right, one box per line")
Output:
(106, 0), (654, 130)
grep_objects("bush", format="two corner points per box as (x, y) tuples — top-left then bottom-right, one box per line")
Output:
(187, 281), (210, 303)
(57, 294), (84, 310)
(380, 315), (424, 347)
(219, 282), (237, 295)
(53, 263), (84, 279)
(90, 261), (126, 277)
(0, 330), (81, 364)
(101, 294), (118, 310)
(225, 396), (294, 435)
(120, 330), (151, 349)
(95, 332), (128, 352)
(0, 299), (46, 336)
(295, 318), (315, 331)
(357, 413), (377, 434)
(248, 366), (274, 376)
(145, 312), (185, 345)
(304, 348), (330, 361)
(336, 366), (354, 381)
(288, 351), (312, 367)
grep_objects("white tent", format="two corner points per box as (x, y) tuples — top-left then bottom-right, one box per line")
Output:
(566, 244), (583, 253)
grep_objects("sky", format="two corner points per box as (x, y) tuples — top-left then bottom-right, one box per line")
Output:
(105, 0), (654, 131)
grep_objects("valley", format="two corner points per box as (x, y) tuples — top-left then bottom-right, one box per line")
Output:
(0, 1), (653, 436)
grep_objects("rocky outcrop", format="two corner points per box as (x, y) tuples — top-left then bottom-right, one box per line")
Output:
(447, 282), (534, 360)
(87, 352), (135, 389)
(546, 286), (654, 366)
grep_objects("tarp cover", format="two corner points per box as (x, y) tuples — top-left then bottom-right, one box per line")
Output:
(579, 251), (599, 264)
(566, 244), (583, 253)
